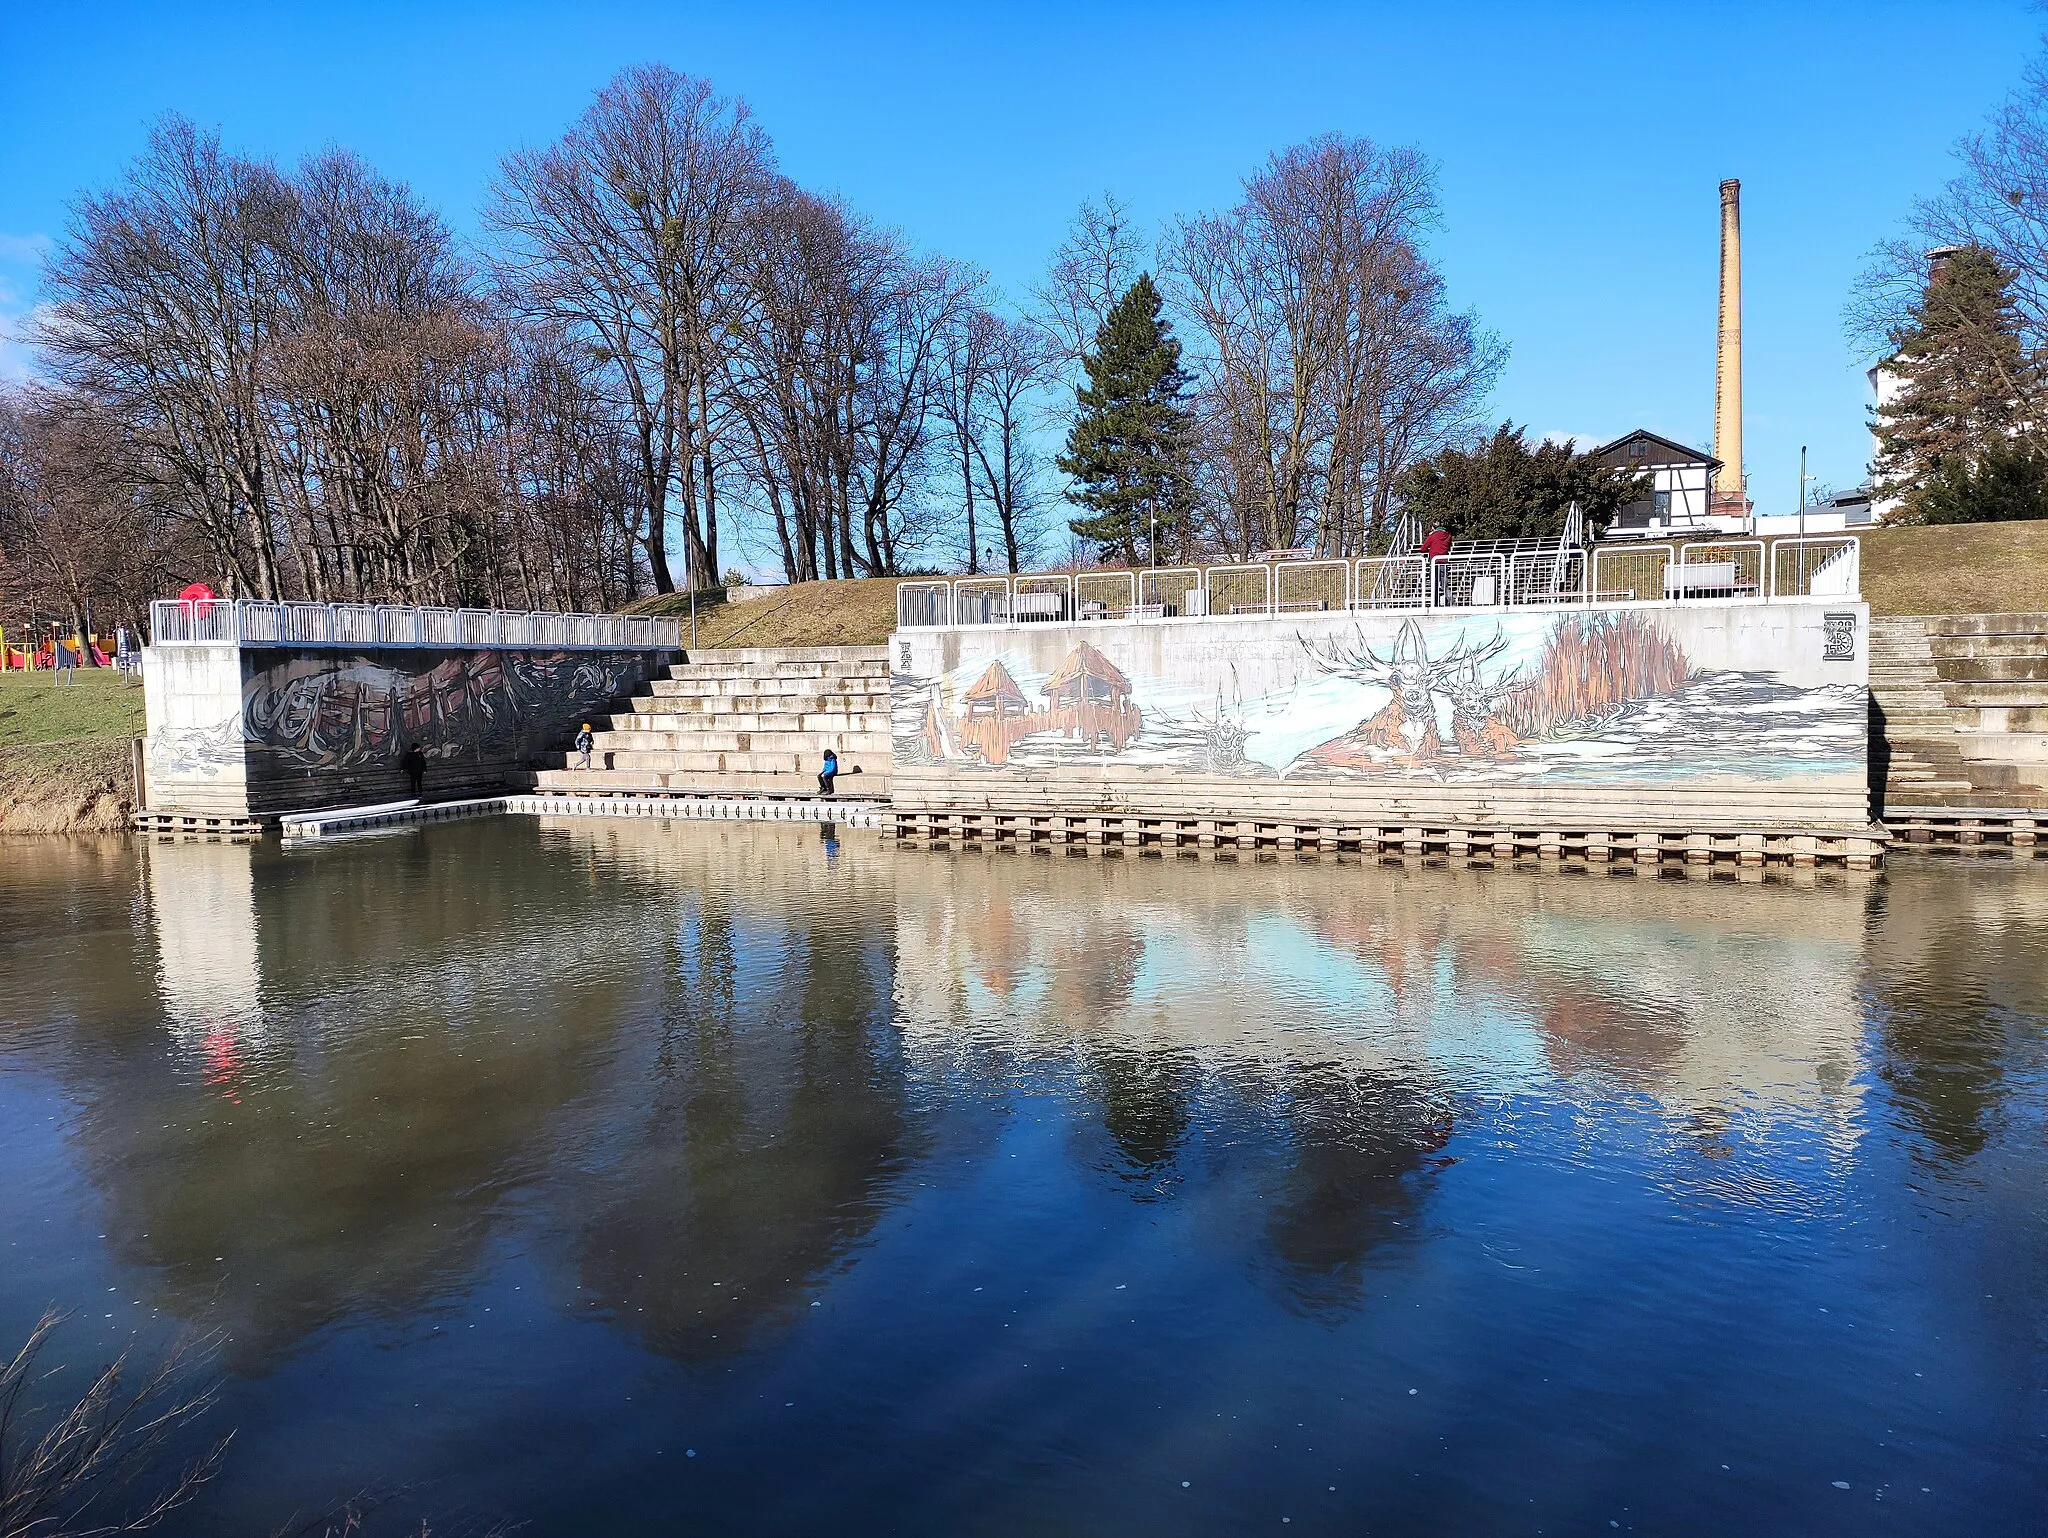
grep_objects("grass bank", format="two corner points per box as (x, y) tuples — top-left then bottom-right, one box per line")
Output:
(625, 577), (904, 648)
(1857, 519), (2048, 615)
(0, 670), (145, 833)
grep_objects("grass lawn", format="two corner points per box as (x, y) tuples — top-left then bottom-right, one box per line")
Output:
(0, 668), (146, 749)
(1858, 519), (2048, 616)
(625, 577), (904, 648)
(0, 672), (143, 832)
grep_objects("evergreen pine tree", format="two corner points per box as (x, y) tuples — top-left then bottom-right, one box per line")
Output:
(1874, 245), (2047, 520)
(1058, 274), (1194, 563)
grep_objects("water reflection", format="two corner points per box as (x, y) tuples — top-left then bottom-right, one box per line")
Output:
(0, 824), (2042, 1534)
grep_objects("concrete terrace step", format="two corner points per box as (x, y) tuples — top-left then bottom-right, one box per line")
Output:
(1924, 612), (2048, 636)
(535, 767), (890, 796)
(601, 748), (889, 775)
(596, 729), (894, 755)
(686, 645), (891, 665)
(611, 711), (891, 734)
(648, 676), (891, 698)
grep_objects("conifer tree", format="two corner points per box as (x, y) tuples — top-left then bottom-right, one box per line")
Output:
(1874, 245), (2047, 520)
(1058, 274), (1194, 563)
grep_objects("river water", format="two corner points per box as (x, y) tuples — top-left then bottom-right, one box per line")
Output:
(1, 821), (2043, 1535)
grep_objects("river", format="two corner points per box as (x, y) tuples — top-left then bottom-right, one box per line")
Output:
(1, 820), (2043, 1535)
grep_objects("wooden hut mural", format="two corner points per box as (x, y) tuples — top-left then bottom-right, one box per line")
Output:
(1041, 642), (1142, 752)
(958, 660), (1033, 765)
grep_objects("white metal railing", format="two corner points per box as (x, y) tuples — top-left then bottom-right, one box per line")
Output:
(895, 537), (1862, 630)
(1354, 556), (1429, 610)
(147, 599), (684, 650)
(1770, 536), (1860, 599)
(1592, 543), (1674, 604)
(1206, 564), (1274, 617)
(1275, 560), (1349, 613)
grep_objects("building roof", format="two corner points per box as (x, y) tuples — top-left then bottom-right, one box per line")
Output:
(961, 660), (1029, 710)
(1589, 429), (1722, 470)
(1042, 642), (1130, 696)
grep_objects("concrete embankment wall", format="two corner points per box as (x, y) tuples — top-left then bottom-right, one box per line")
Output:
(890, 602), (1871, 831)
(143, 643), (675, 818)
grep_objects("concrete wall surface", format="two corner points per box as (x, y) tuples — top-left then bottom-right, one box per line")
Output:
(891, 602), (1871, 830)
(144, 645), (675, 817)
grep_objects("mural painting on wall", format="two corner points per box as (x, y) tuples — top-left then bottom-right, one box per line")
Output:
(894, 613), (1864, 785)
(245, 651), (645, 769)
(152, 651), (648, 779)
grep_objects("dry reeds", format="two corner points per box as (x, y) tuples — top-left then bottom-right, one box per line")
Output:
(1502, 614), (1691, 739)
(0, 1311), (228, 1538)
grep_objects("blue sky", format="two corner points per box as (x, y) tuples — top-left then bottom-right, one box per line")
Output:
(0, 0), (2040, 513)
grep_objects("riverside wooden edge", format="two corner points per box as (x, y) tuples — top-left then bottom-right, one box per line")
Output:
(886, 806), (1887, 870)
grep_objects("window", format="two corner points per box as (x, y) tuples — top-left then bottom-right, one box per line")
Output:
(1654, 490), (1671, 520)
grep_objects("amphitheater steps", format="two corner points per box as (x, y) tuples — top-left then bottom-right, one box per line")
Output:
(545, 645), (894, 801)
(1870, 615), (2048, 812)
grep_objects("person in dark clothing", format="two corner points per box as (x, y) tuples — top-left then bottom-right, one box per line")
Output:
(818, 748), (839, 796)
(401, 743), (427, 799)
(574, 723), (595, 771)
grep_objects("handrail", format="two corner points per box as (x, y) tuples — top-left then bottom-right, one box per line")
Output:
(893, 537), (1862, 629)
(147, 598), (684, 650)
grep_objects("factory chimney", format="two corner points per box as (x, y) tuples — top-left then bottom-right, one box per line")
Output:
(1711, 178), (1749, 520)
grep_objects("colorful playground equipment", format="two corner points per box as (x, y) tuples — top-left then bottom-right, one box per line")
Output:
(0, 626), (118, 671)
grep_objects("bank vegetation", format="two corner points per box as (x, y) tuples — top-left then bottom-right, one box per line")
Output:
(2, 64), (1506, 643)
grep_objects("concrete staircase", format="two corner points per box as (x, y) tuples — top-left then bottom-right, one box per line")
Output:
(1870, 615), (2048, 813)
(533, 646), (893, 799)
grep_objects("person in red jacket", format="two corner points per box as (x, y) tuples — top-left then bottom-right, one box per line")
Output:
(1419, 524), (1452, 560)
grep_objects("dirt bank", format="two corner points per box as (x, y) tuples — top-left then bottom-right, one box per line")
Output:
(0, 739), (135, 833)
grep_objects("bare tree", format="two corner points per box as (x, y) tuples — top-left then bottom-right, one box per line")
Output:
(1032, 193), (1146, 370)
(38, 117), (294, 597)
(1851, 51), (2048, 363)
(0, 387), (177, 644)
(488, 65), (773, 593)
(1165, 135), (1503, 558)
(725, 185), (971, 580)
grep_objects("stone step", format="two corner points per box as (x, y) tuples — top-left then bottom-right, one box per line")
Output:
(1926, 657), (2048, 683)
(596, 728), (894, 755)
(1938, 681), (2048, 708)
(1924, 612), (2048, 637)
(1885, 787), (2048, 810)
(535, 767), (890, 796)
(685, 645), (891, 665)
(602, 748), (889, 775)
(649, 677), (891, 700)
(1927, 633), (2048, 660)
(668, 659), (891, 681)
(612, 710), (891, 734)
(642, 685), (888, 708)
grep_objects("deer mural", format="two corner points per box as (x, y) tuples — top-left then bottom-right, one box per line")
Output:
(1441, 649), (1529, 759)
(1298, 620), (1525, 769)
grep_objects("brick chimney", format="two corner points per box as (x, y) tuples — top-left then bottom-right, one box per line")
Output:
(1711, 179), (1750, 520)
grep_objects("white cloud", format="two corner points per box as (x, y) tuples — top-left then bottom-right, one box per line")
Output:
(0, 301), (51, 385)
(1539, 428), (1595, 451)
(0, 232), (53, 266)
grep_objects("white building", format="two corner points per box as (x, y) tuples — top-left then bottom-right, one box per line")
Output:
(1590, 430), (1751, 539)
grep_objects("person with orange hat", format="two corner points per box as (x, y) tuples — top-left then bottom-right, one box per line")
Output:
(574, 723), (594, 771)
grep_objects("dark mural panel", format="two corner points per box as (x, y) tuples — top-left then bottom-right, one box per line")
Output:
(237, 647), (667, 810)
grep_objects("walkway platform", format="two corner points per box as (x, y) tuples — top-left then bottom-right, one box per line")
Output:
(280, 797), (507, 841)
(509, 792), (887, 829)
